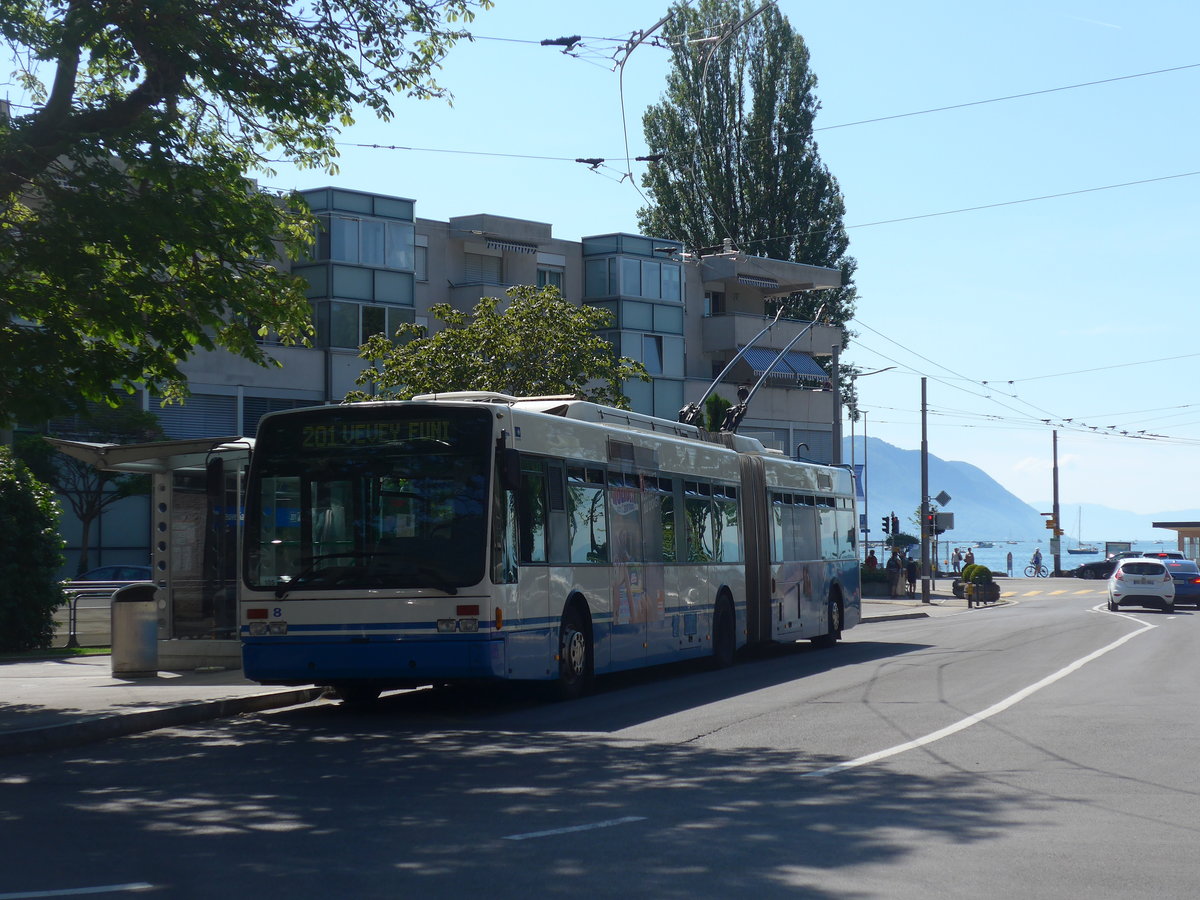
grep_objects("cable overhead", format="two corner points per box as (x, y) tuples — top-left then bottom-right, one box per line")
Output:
(850, 321), (1200, 447)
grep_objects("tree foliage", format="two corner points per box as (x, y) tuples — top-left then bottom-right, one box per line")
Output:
(638, 0), (857, 340)
(350, 285), (650, 409)
(16, 402), (165, 577)
(0, 445), (66, 651)
(0, 0), (491, 426)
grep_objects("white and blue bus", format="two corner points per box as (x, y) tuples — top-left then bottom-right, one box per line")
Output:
(240, 392), (860, 701)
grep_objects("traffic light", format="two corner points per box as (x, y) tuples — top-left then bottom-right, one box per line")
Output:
(926, 513), (945, 535)
(891, 514), (900, 535)
(881, 516), (890, 534)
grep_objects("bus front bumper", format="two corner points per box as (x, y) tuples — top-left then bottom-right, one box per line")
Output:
(242, 636), (508, 685)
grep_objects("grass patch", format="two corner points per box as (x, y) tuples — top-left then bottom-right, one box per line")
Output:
(0, 647), (111, 664)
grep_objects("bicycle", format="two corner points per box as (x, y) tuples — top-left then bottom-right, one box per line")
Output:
(1024, 563), (1049, 578)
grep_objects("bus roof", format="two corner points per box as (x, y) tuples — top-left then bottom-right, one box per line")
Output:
(407, 391), (779, 455)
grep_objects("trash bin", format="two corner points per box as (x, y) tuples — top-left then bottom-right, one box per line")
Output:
(111, 582), (159, 677)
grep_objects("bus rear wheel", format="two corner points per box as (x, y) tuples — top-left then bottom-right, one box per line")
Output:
(811, 594), (843, 649)
(555, 604), (593, 700)
(711, 598), (736, 669)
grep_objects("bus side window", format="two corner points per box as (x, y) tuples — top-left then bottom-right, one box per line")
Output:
(518, 460), (547, 564)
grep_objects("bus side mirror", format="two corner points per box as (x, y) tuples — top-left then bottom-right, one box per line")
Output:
(497, 446), (521, 493)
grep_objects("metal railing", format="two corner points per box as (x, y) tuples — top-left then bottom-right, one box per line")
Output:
(60, 580), (153, 648)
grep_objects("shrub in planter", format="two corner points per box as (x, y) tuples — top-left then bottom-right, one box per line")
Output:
(969, 565), (993, 584)
(860, 565), (889, 585)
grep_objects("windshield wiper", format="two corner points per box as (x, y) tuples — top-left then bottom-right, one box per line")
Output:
(275, 551), (371, 598)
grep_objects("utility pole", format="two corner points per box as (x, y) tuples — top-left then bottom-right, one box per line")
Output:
(1052, 430), (1061, 577)
(830, 344), (841, 465)
(863, 411), (870, 560)
(920, 377), (930, 603)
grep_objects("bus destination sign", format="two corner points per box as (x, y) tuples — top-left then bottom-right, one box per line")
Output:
(301, 420), (451, 449)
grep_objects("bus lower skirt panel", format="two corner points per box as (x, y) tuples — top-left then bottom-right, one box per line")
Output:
(242, 636), (508, 684)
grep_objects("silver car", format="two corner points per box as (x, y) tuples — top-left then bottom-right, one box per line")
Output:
(1107, 558), (1175, 613)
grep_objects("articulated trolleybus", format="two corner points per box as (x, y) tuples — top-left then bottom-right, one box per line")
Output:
(240, 392), (860, 701)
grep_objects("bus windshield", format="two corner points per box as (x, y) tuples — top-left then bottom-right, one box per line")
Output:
(244, 406), (493, 594)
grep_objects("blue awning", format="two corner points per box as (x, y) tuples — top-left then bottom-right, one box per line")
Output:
(784, 352), (826, 380)
(739, 347), (827, 381)
(740, 347), (793, 376)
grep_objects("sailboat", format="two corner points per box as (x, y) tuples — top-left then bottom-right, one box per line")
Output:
(1067, 507), (1099, 554)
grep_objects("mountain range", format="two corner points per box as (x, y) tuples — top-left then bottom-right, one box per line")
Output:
(845, 436), (1194, 543)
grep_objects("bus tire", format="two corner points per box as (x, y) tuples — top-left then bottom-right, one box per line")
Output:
(711, 594), (736, 669)
(332, 683), (382, 707)
(811, 592), (843, 649)
(555, 600), (594, 701)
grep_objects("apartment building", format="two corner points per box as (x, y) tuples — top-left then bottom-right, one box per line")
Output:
(168, 187), (844, 452)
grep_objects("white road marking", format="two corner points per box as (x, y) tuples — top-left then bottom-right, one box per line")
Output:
(503, 816), (646, 841)
(0, 884), (154, 898)
(804, 607), (1156, 778)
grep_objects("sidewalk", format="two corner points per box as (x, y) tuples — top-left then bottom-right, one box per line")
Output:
(0, 655), (323, 757)
(1, 592), (978, 758)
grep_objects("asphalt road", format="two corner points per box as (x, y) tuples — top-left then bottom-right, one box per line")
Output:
(6, 581), (1200, 899)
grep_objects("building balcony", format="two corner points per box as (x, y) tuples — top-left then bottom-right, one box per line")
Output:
(700, 312), (842, 358)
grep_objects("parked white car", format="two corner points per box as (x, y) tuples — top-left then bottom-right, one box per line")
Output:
(1107, 557), (1175, 613)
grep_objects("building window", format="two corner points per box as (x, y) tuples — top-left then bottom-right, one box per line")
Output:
(325, 215), (414, 271)
(584, 258), (616, 297)
(320, 300), (415, 349)
(643, 335), (664, 375)
(415, 245), (428, 282)
(537, 267), (564, 290)
(463, 252), (503, 284)
(704, 291), (726, 317)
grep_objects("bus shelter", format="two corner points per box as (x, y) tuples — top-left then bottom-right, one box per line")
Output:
(47, 435), (253, 669)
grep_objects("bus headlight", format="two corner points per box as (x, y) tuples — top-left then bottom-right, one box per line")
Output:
(437, 619), (457, 633)
(267, 621), (288, 635)
(249, 621), (267, 636)
(459, 618), (479, 633)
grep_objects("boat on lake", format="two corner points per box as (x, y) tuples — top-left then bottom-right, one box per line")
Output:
(1067, 508), (1098, 554)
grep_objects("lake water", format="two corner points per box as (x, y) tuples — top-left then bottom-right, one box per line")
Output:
(876, 538), (1177, 578)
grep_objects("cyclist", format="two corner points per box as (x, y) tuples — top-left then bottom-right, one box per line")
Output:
(1031, 548), (1043, 574)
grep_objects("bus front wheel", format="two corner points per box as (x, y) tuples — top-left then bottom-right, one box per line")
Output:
(555, 604), (594, 700)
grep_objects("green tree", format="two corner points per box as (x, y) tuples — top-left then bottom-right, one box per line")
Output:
(0, 446), (66, 651)
(349, 285), (650, 408)
(637, 0), (858, 406)
(16, 403), (165, 577)
(0, 0), (491, 427)
(704, 393), (732, 432)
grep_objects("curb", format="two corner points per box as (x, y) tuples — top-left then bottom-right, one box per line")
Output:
(861, 611), (931, 623)
(0, 687), (325, 758)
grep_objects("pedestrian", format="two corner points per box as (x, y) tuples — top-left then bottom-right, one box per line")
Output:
(951, 548), (962, 574)
(865, 550), (878, 570)
(886, 550), (903, 598)
(964, 548), (975, 568)
(904, 556), (918, 598)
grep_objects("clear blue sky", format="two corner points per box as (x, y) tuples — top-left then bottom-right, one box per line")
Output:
(267, 1), (1199, 513)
